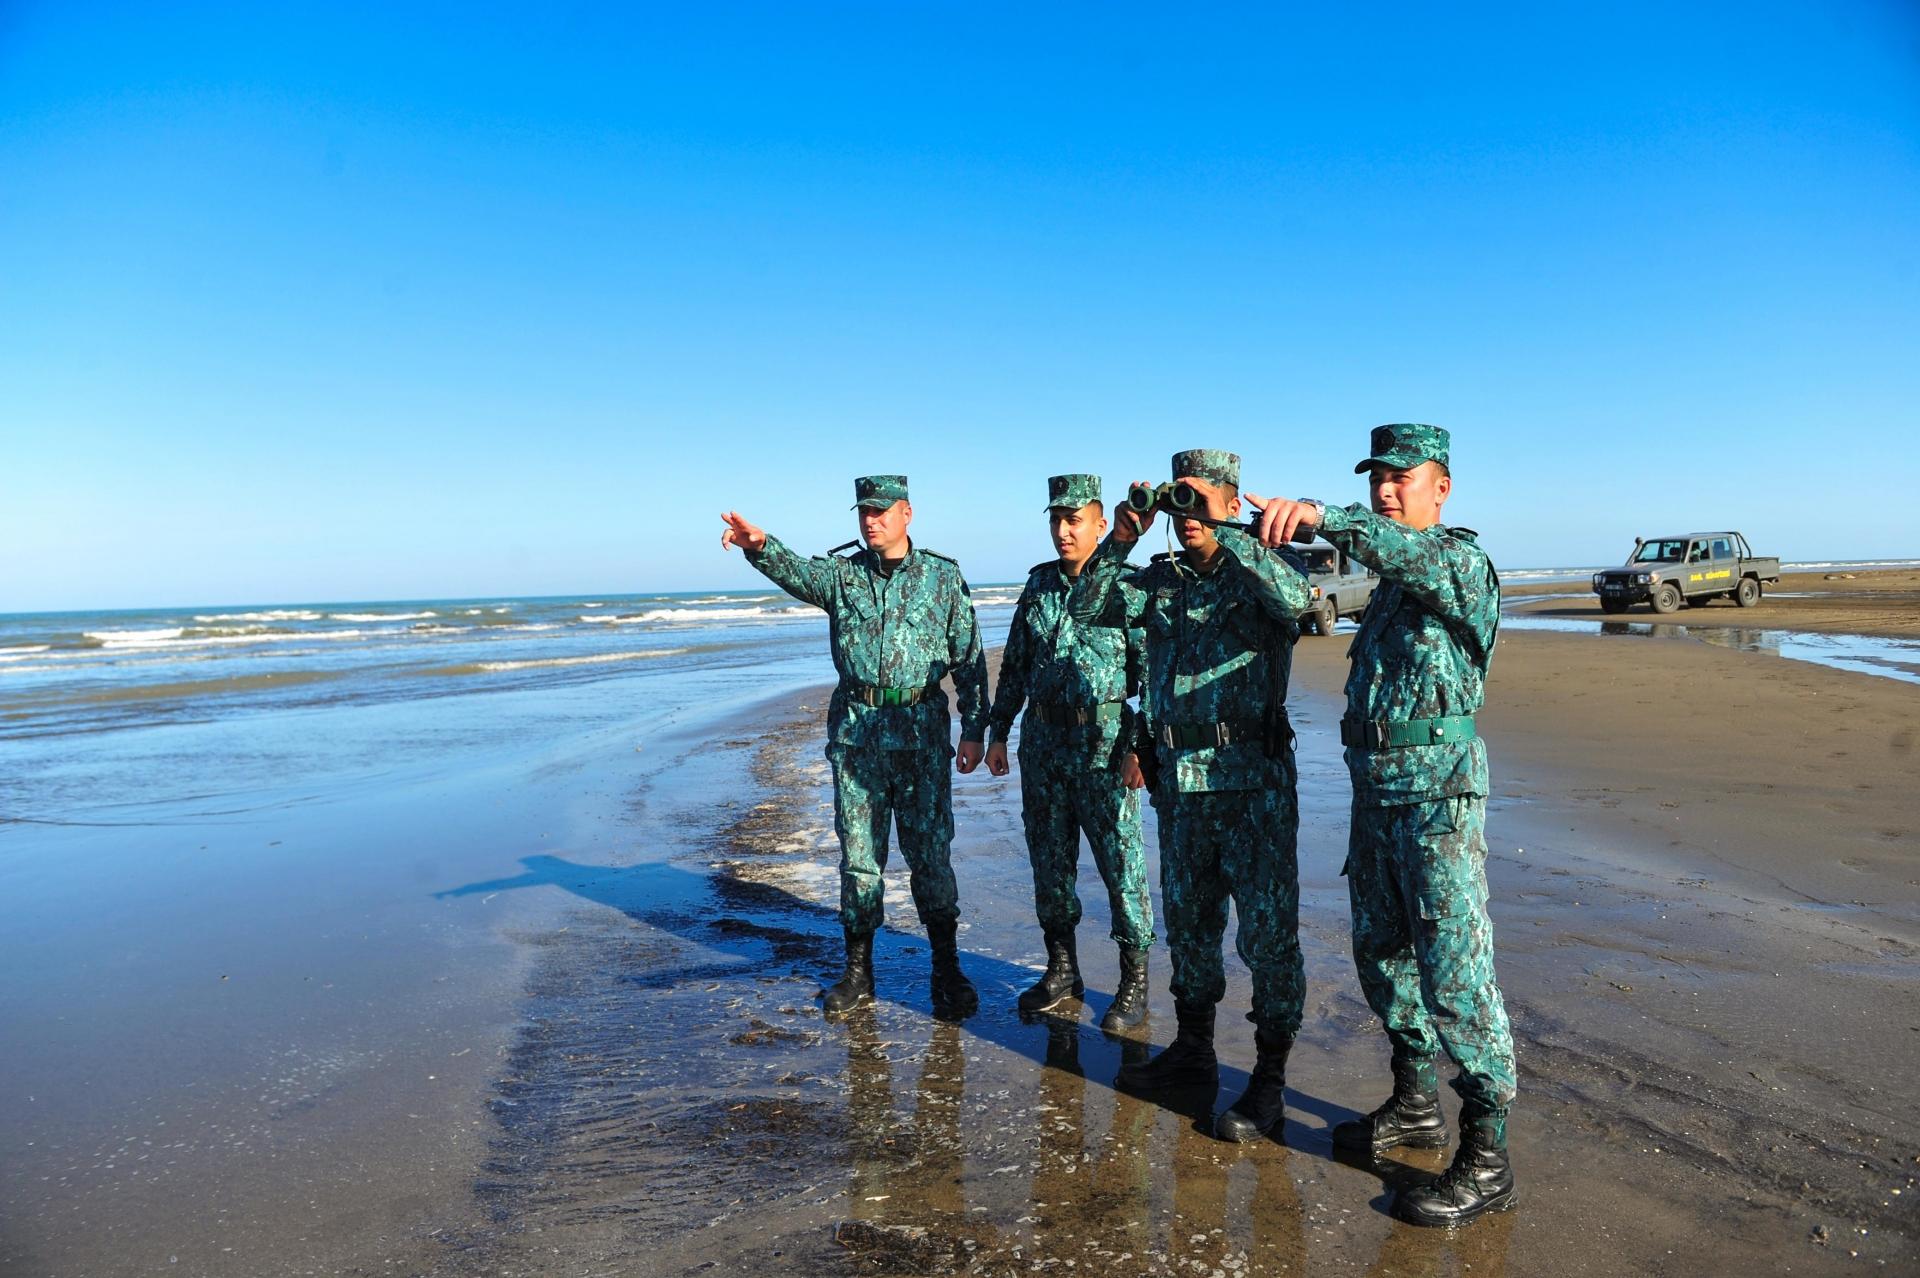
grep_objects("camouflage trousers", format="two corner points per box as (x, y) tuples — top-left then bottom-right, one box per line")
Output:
(1345, 794), (1516, 1111)
(829, 745), (959, 934)
(1156, 786), (1304, 1037)
(1017, 746), (1154, 951)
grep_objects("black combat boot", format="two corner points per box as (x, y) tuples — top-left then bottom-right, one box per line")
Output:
(1016, 929), (1084, 1015)
(1331, 1056), (1450, 1154)
(1100, 947), (1150, 1033)
(1214, 1029), (1292, 1142)
(822, 928), (875, 1017)
(926, 918), (978, 1021)
(1115, 999), (1217, 1091)
(1391, 1106), (1517, 1227)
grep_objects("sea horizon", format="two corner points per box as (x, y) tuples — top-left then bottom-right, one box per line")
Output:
(7, 556), (1917, 622)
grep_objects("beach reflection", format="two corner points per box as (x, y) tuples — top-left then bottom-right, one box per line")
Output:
(430, 848), (1520, 1275)
(826, 1009), (1320, 1276)
(1504, 612), (1920, 684)
(837, 1015), (999, 1269)
(1363, 1204), (1517, 1277)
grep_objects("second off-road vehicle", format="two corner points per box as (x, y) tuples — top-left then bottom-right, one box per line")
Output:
(1282, 541), (1380, 636)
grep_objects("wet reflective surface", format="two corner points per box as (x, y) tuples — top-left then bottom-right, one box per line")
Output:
(1500, 612), (1920, 684)
(6, 589), (1914, 1274)
(390, 691), (1909, 1276)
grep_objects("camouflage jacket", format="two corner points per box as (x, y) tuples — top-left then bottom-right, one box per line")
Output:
(1317, 505), (1499, 805)
(988, 559), (1147, 768)
(745, 536), (990, 751)
(1071, 525), (1311, 792)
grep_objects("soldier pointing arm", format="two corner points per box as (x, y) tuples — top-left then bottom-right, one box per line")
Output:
(1251, 424), (1518, 1229)
(720, 475), (986, 1022)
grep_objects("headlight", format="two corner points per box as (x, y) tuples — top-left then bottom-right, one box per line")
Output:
(1646, 572), (1660, 583)
(1635, 572), (1652, 583)
(1592, 574), (1604, 587)
(1312, 586), (1322, 599)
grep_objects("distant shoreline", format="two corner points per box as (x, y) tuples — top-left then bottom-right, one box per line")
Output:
(7, 557), (1917, 621)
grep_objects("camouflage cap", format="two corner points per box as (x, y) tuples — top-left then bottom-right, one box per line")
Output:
(1354, 423), (1450, 474)
(851, 474), (909, 509)
(1171, 448), (1240, 488)
(1044, 473), (1102, 511)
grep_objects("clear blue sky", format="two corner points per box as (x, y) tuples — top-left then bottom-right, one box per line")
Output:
(4, 2), (1916, 610)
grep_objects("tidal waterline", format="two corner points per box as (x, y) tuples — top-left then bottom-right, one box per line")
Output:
(0, 589), (1019, 1275)
(6, 571), (1914, 1274)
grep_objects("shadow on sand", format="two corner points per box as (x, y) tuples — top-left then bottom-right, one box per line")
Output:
(434, 852), (1519, 1271)
(436, 854), (1470, 1206)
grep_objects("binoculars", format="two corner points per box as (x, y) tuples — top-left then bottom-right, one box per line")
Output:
(1126, 481), (1203, 517)
(1125, 479), (1320, 544)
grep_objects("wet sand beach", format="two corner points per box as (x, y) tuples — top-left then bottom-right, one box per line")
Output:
(4, 580), (1916, 1275)
(405, 599), (1914, 1275)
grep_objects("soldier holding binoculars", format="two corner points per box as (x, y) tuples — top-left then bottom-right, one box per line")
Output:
(1070, 449), (1312, 1145)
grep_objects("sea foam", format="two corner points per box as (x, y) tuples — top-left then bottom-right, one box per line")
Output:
(472, 649), (690, 672)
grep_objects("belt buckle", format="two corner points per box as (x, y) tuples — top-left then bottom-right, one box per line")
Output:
(881, 687), (901, 707)
(1370, 718), (1391, 749)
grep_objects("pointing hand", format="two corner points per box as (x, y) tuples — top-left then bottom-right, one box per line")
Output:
(719, 511), (768, 553)
(1243, 493), (1320, 549)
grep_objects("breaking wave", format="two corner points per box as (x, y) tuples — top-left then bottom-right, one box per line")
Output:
(191, 610), (324, 623)
(578, 605), (812, 625)
(465, 649), (691, 673)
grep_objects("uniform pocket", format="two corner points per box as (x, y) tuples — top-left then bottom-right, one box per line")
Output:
(1146, 600), (1178, 641)
(1405, 800), (1487, 920)
(1223, 597), (1266, 647)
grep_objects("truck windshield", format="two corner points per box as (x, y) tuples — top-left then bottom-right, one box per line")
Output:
(1632, 540), (1687, 563)
(1302, 550), (1337, 573)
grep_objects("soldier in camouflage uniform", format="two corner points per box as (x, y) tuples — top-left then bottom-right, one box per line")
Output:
(721, 476), (989, 1021)
(984, 474), (1155, 1033)
(1069, 449), (1313, 1143)
(1250, 425), (1517, 1226)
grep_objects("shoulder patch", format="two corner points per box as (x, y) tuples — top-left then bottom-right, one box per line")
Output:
(1446, 526), (1480, 542)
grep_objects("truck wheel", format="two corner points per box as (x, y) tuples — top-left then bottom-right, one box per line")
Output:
(1310, 598), (1337, 636)
(1735, 576), (1761, 607)
(1651, 583), (1681, 614)
(1599, 597), (1627, 614)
